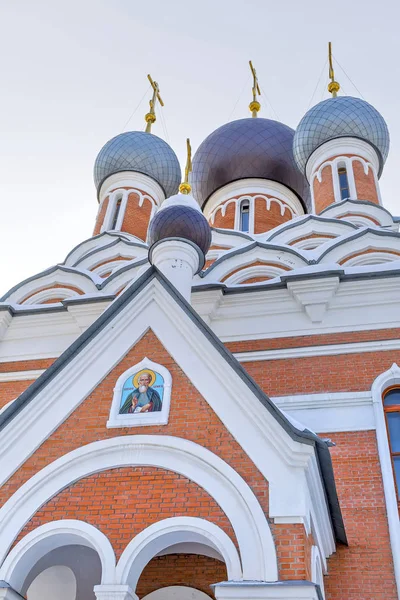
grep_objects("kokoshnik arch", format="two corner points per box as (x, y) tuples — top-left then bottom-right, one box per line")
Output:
(0, 46), (399, 600)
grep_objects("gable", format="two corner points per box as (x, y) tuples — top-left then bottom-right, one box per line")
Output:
(0, 329), (270, 523)
(0, 268), (344, 553)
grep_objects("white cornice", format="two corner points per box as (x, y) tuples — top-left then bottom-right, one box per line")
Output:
(235, 338), (400, 362)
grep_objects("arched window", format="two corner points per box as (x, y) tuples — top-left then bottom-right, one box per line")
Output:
(383, 387), (400, 499)
(338, 166), (350, 200)
(110, 197), (122, 230)
(239, 200), (250, 232)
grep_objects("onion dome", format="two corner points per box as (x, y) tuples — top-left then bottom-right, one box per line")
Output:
(293, 96), (390, 176)
(191, 118), (310, 210)
(94, 131), (181, 197)
(148, 198), (212, 255)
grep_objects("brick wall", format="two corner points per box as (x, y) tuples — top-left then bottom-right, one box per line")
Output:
(137, 555), (227, 598)
(313, 164), (335, 213)
(353, 161), (379, 204)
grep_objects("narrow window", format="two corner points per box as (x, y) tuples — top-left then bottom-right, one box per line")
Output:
(239, 200), (250, 232)
(338, 167), (350, 200)
(111, 198), (122, 230)
(383, 387), (400, 499)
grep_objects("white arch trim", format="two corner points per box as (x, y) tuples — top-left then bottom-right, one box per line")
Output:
(224, 265), (285, 285)
(116, 517), (242, 588)
(0, 436), (277, 582)
(0, 520), (116, 592)
(371, 365), (400, 596)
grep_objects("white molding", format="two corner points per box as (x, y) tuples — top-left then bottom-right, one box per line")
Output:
(311, 545), (325, 598)
(22, 287), (79, 305)
(0, 519), (116, 591)
(235, 338), (400, 362)
(213, 581), (320, 600)
(0, 369), (44, 382)
(98, 172), (165, 207)
(107, 357), (172, 428)
(116, 517), (242, 587)
(371, 364), (400, 596)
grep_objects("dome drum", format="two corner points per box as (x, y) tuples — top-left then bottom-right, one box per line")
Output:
(191, 118), (311, 212)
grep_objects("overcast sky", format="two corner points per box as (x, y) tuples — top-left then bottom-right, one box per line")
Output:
(0, 0), (398, 296)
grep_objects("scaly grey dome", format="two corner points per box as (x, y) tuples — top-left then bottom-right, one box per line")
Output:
(293, 96), (390, 176)
(148, 204), (212, 255)
(191, 118), (310, 210)
(94, 131), (181, 197)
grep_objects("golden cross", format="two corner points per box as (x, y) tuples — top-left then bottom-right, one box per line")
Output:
(328, 42), (340, 98)
(145, 74), (164, 133)
(179, 138), (192, 194)
(249, 60), (261, 118)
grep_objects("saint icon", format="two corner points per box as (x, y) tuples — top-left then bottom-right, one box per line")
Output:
(119, 368), (163, 414)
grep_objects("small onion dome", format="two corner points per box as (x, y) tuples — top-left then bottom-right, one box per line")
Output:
(191, 118), (310, 210)
(293, 96), (390, 176)
(94, 131), (181, 197)
(148, 201), (212, 256)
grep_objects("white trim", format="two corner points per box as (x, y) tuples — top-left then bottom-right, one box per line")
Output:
(107, 357), (172, 428)
(213, 581), (320, 600)
(22, 287), (80, 305)
(0, 435), (277, 582)
(371, 364), (400, 596)
(311, 545), (325, 598)
(116, 517), (242, 587)
(223, 265), (285, 285)
(0, 370), (45, 382)
(0, 520), (116, 591)
(234, 338), (400, 362)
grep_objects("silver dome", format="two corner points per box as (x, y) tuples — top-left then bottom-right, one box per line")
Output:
(94, 131), (181, 197)
(191, 118), (311, 211)
(293, 96), (390, 176)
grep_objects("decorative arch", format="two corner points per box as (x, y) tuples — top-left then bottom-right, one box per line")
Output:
(116, 517), (242, 589)
(371, 365), (400, 595)
(0, 436), (277, 582)
(0, 520), (116, 592)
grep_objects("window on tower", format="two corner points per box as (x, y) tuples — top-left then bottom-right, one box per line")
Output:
(239, 200), (250, 232)
(111, 198), (122, 230)
(338, 167), (350, 200)
(383, 387), (400, 500)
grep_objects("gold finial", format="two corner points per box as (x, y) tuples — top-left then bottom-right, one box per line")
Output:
(145, 74), (164, 133)
(328, 42), (340, 98)
(249, 60), (261, 117)
(179, 138), (192, 194)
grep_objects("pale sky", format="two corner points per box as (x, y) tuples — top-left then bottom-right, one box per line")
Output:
(0, 0), (399, 296)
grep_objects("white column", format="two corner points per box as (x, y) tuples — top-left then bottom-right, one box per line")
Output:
(94, 584), (138, 600)
(213, 581), (320, 600)
(149, 239), (201, 303)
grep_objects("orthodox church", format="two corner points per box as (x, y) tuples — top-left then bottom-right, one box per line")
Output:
(0, 47), (399, 600)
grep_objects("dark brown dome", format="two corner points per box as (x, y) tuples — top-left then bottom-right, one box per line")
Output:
(191, 118), (310, 210)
